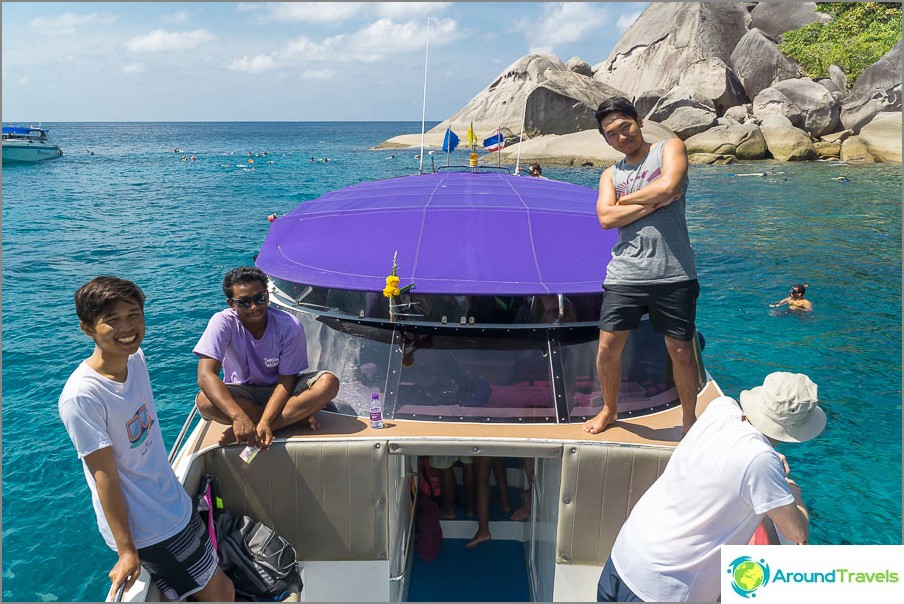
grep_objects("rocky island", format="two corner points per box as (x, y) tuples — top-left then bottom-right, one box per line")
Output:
(376, 2), (901, 167)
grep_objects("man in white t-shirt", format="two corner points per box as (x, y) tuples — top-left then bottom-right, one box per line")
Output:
(58, 276), (234, 601)
(597, 372), (826, 602)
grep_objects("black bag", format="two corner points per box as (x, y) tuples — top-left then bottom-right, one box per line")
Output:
(215, 510), (303, 601)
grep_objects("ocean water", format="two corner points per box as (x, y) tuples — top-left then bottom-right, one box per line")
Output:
(1, 122), (901, 601)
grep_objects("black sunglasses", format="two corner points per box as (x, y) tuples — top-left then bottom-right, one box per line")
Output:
(229, 292), (268, 308)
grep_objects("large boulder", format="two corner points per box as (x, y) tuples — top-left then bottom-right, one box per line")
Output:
(730, 29), (804, 100)
(858, 112), (902, 163)
(757, 113), (817, 161)
(524, 70), (628, 137)
(724, 103), (753, 123)
(566, 57), (593, 77)
(677, 57), (749, 115)
(749, 2), (831, 41)
(752, 78), (839, 137)
(593, 2), (750, 100)
(828, 65), (848, 93)
(840, 40), (902, 132)
(840, 136), (875, 163)
(646, 87), (718, 139)
(684, 122), (767, 159)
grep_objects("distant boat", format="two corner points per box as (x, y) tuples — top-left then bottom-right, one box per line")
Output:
(2, 125), (63, 163)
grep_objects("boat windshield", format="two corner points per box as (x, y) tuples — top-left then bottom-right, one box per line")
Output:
(272, 281), (688, 424)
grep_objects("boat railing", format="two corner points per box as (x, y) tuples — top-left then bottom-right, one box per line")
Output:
(168, 405), (198, 464)
(433, 164), (512, 174)
(388, 464), (420, 585)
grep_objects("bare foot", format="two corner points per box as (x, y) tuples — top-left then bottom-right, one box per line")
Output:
(582, 408), (616, 434)
(465, 529), (491, 549)
(217, 426), (237, 446)
(307, 414), (320, 431)
(511, 503), (531, 522)
(439, 507), (457, 520)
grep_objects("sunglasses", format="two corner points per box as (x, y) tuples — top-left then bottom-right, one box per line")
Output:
(126, 404), (152, 443)
(230, 292), (268, 308)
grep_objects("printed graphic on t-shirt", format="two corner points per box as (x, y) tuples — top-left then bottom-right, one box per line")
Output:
(264, 357), (279, 368)
(126, 403), (155, 449)
(616, 167), (662, 200)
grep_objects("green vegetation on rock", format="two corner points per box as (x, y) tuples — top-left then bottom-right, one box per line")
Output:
(778, 2), (902, 87)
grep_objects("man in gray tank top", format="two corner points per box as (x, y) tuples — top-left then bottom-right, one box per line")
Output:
(583, 97), (702, 436)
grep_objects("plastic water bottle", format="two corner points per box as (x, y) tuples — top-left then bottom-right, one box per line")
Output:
(369, 393), (383, 429)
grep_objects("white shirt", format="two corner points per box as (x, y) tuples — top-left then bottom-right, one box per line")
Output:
(611, 396), (794, 602)
(58, 348), (191, 550)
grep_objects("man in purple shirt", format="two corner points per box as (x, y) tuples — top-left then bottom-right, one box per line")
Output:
(193, 266), (340, 447)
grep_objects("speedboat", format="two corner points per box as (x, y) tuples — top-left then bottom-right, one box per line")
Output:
(2, 125), (63, 163)
(118, 167), (722, 602)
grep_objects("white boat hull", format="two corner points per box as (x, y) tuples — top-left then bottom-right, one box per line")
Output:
(2, 141), (63, 162)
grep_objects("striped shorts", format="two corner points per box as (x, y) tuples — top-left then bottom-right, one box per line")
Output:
(138, 512), (218, 601)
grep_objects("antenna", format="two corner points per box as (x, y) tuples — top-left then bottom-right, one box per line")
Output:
(514, 90), (529, 174)
(418, 16), (431, 175)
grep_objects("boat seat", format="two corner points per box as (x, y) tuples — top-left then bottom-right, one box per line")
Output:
(185, 440), (389, 562)
(556, 443), (672, 566)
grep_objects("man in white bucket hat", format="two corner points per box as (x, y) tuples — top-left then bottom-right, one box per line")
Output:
(597, 372), (825, 602)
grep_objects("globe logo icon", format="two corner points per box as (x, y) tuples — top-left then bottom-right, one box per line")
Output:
(727, 556), (770, 598)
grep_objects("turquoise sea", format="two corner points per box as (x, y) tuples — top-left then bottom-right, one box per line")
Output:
(1, 122), (901, 601)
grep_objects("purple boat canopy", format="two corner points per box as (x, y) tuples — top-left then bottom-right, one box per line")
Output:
(256, 171), (616, 295)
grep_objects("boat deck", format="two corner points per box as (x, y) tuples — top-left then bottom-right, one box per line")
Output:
(181, 380), (723, 457)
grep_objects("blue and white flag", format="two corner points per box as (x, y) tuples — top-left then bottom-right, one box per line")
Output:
(442, 127), (460, 153)
(483, 128), (505, 152)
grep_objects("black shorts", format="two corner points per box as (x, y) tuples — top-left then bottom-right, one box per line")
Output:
(137, 512), (218, 601)
(598, 280), (699, 341)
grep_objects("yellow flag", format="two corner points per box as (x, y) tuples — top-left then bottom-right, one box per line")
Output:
(466, 122), (477, 147)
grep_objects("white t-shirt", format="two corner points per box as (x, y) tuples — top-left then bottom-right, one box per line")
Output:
(611, 396), (794, 602)
(58, 348), (191, 550)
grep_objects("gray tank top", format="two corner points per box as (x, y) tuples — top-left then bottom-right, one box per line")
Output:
(605, 141), (697, 285)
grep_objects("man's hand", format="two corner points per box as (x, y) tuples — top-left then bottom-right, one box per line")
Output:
(256, 419), (274, 449)
(109, 548), (141, 596)
(231, 413), (257, 446)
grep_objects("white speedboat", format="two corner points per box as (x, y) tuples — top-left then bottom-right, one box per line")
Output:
(118, 167), (722, 602)
(2, 125), (63, 162)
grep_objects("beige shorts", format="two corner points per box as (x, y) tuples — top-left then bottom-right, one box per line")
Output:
(430, 455), (473, 470)
(226, 370), (336, 405)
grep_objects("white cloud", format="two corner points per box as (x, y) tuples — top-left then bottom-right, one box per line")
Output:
(29, 12), (117, 36)
(121, 63), (145, 74)
(163, 10), (191, 25)
(18, 76), (32, 86)
(517, 2), (608, 52)
(227, 54), (280, 73)
(302, 69), (335, 80)
(240, 2), (449, 24)
(125, 29), (216, 53)
(616, 10), (643, 32)
(284, 17), (459, 63)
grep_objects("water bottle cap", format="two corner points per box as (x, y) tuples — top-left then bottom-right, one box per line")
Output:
(371, 393), (380, 400)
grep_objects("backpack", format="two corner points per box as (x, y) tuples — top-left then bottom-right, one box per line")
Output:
(196, 475), (302, 601)
(215, 511), (303, 601)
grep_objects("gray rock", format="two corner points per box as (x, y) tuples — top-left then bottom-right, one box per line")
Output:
(858, 112), (902, 163)
(633, 89), (668, 120)
(684, 122), (767, 159)
(820, 129), (853, 144)
(841, 40), (902, 132)
(593, 2), (750, 100)
(724, 104), (753, 123)
(749, 2), (831, 41)
(688, 153), (735, 164)
(840, 136), (875, 163)
(816, 78), (842, 95)
(677, 57), (749, 115)
(731, 28), (803, 100)
(758, 113), (817, 161)
(814, 141), (841, 159)
(828, 65), (848, 93)
(524, 69), (628, 137)
(566, 57), (593, 77)
(753, 78), (839, 137)
(647, 87), (717, 139)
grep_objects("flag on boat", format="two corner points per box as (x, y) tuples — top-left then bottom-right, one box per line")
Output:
(442, 127), (460, 153)
(466, 122), (477, 148)
(483, 128), (505, 152)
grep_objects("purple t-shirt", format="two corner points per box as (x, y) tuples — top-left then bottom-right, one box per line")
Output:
(193, 306), (308, 385)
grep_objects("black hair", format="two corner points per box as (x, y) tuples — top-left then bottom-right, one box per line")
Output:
(791, 283), (807, 296)
(594, 96), (640, 135)
(74, 276), (146, 325)
(223, 266), (269, 298)
(528, 162), (542, 175)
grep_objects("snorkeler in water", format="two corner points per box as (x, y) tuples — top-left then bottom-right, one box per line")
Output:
(770, 283), (813, 312)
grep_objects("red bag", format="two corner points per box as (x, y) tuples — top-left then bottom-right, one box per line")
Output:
(415, 459), (443, 562)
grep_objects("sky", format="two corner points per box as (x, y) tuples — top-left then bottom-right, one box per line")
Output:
(1, 2), (647, 122)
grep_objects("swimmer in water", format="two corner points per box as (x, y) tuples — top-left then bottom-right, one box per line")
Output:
(770, 283), (813, 312)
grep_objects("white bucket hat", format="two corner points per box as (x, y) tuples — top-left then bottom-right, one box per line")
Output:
(739, 372), (826, 442)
